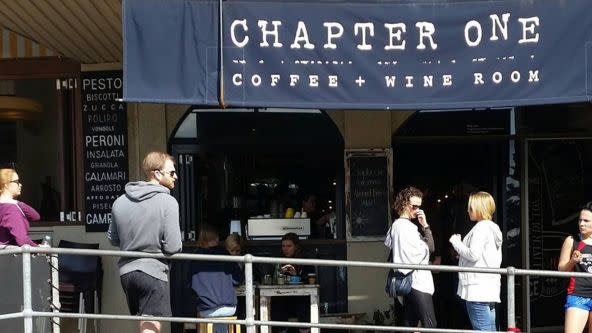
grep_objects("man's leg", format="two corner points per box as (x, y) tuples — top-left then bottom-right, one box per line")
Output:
(121, 271), (171, 333)
(140, 320), (161, 333)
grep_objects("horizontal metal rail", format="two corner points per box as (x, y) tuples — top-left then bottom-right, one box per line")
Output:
(0, 244), (584, 333)
(4, 245), (589, 278)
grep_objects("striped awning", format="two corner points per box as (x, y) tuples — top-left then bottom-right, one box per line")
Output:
(1, 29), (56, 59)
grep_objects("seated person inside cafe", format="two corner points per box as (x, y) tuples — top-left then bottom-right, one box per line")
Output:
(301, 193), (333, 239)
(189, 225), (243, 328)
(225, 233), (243, 257)
(271, 232), (315, 333)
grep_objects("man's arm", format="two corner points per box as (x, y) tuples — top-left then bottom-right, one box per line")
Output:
(162, 198), (182, 254)
(107, 216), (120, 247)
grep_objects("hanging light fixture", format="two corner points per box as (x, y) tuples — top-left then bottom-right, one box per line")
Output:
(0, 81), (42, 120)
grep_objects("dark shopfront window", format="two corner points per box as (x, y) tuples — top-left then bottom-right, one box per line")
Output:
(169, 109), (348, 326)
(392, 108), (521, 329)
(519, 103), (592, 330)
(393, 103), (592, 331)
(0, 79), (80, 222)
(169, 109), (345, 241)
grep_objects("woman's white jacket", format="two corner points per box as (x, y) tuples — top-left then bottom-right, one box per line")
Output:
(385, 218), (434, 295)
(450, 219), (503, 303)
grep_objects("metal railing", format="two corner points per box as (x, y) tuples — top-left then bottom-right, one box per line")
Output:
(0, 245), (585, 333)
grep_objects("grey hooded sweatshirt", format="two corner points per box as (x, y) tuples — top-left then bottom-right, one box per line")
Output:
(108, 181), (182, 281)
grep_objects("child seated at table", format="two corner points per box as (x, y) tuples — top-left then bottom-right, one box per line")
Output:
(189, 225), (243, 333)
(271, 233), (315, 333)
(225, 233), (243, 256)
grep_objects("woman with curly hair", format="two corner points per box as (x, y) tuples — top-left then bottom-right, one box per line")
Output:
(384, 186), (436, 328)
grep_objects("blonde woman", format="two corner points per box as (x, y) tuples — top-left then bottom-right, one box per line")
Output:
(449, 191), (502, 331)
(0, 168), (40, 246)
(558, 203), (592, 333)
(225, 233), (243, 256)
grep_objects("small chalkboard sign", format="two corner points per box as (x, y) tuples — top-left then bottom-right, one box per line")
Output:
(346, 150), (391, 240)
(82, 71), (128, 232)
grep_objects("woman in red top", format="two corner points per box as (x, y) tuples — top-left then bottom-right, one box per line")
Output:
(0, 168), (40, 246)
(558, 203), (592, 333)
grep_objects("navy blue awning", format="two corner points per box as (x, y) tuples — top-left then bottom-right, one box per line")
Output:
(123, 0), (592, 110)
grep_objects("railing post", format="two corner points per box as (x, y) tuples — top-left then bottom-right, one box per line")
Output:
(50, 252), (61, 333)
(22, 245), (33, 333)
(244, 254), (256, 333)
(507, 266), (516, 332)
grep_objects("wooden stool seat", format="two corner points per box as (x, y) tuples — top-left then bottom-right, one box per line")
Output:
(198, 316), (240, 333)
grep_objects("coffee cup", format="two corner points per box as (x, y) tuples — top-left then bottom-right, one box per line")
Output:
(307, 273), (317, 285)
(276, 275), (285, 284)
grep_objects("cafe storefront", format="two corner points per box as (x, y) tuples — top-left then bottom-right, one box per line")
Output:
(121, 0), (592, 331)
(1, 0), (591, 332)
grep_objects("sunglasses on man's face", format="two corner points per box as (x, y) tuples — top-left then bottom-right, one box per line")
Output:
(10, 179), (21, 185)
(155, 170), (177, 178)
(410, 204), (421, 210)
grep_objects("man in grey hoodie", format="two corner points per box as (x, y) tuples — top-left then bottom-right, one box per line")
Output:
(108, 151), (183, 333)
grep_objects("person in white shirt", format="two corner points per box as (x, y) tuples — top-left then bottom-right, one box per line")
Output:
(385, 186), (436, 328)
(449, 191), (502, 331)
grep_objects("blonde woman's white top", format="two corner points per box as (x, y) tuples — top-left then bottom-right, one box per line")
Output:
(450, 219), (503, 303)
(385, 218), (434, 295)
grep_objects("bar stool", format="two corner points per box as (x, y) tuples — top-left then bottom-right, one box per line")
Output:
(198, 316), (240, 333)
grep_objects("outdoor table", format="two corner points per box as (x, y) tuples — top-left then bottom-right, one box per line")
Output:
(235, 285), (259, 333)
(258, 284), (320, 333)
(236, 284), (258, 315)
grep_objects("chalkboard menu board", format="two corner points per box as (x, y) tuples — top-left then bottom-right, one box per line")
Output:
(82, 71), (128, 232)
(346, 153), (391, 239)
